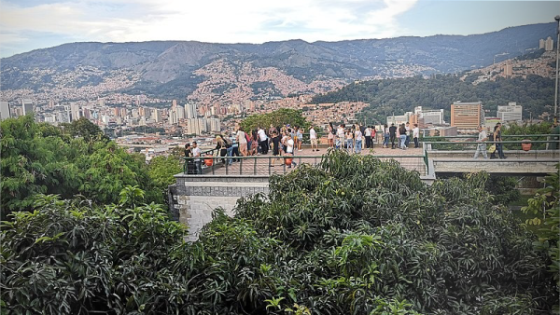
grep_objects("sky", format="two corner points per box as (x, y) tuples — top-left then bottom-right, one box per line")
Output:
(0, 0), (558, 58)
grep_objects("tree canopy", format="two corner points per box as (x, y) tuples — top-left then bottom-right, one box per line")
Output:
(240, 108), (310, 132)
(2, 152), (557, 314)
(0, 115), (166, 218)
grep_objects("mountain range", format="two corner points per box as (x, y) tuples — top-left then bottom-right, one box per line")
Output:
(0, 22), (556, 103)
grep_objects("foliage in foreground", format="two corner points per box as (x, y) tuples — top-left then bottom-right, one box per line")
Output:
(522, 164), (560, 308)
(1, 152), (557, 314)
(0, 115), (164, 219)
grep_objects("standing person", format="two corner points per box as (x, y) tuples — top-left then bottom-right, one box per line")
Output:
(285, 134), (297, 168)
(364, 126), (372, 148)
(488, 126), (497, 159)
(192, 141), (202, 175)
(270, 130), (281, 166)
(221, 132), (234, 165)
(236, 126), (248, 157)
(371, 126), (377, 147)
(473, 125), (488, 159)
(412, 124), (420, 148)
(336, 124), (345, 149)
(297, 127), (304, 151)
(215, 136), (228, 165)
(399, 124), (407, 150)
(346, 128), (354, 153)
(309, 126), (319, 152)
(383, 125), (390, 148)
(494, 123), (506, 159)
(354, 127), (363, 154)
(184, 143), (195, 174)
(389, 123), (397, 149)
(258, 127), (268, 154)
(327, 123), (335, 148)
(405, 122), (411, 148)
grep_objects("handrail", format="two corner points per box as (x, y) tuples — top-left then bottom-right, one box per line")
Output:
(423, 134), (558, 140)
(182, 154), (427, 176)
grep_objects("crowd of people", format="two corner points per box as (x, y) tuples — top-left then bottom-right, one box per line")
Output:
(184, 122), (422, 174)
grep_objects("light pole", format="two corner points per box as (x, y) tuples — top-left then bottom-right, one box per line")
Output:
(554, 15), (560, 123)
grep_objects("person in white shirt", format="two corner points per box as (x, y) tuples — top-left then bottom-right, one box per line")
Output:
(354, 128), (363, 154)
(191, 141), (202, 174)
(474, 125), (488, 159)
(336, 124), (345, 149)
(258, 127), (268, 154)
(285, 135), (297, 168)
(364, 126), (372, 148)
(412, 124), (420, 148)
(309, 126), (318, 152)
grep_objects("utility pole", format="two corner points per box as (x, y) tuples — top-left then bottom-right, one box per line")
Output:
(554, 15), (560, 123)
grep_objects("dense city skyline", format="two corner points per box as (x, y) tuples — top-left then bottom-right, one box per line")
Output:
(0, 0), (558, 58)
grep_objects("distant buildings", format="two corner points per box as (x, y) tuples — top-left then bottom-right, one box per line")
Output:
(539, 37), (555, 51)
(21, 99), (34, 116)
(450, 101), (484, 131)
(0, 101), (10, 120)
(497, 102), (522, 122)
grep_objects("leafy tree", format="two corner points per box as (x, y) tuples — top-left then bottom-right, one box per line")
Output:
(60, 117), (109, 141)
(147, 155), (183, 204)
(1, 190), (186, 315)
(522, 164), (560, 310)
(0, 115), (81, 217)
(1, 116), (159, 218)
(240, 108), (310, 132)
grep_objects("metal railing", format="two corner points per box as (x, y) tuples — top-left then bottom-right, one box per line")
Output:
(422, 139), (559, 160)
(182, 153), (428, 176)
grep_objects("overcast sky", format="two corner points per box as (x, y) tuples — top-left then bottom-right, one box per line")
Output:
(0, 0), (558, 58)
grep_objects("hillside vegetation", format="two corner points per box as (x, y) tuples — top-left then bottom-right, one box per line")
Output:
(311, 74), (554, 123)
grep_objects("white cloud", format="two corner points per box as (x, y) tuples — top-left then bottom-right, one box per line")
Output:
(0, 0), (418, 49)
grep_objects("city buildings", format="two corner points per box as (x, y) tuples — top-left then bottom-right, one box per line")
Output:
(450, 101), (484, 131)
(0, 101), (10, 120)
(497, 102), (523, 122)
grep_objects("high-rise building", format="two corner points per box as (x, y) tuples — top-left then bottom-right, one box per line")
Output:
(545, 37), (554, 51)
(21, 99), (34, 116)
(70, 102), (81, 121)
(0, 101), (10, 120)
(185, 102), (197, 119)
(497, 102), (522, 122)
(503, 60), (513, 77)
(539, 38), (545, 49)
(450, 101), (484, 131)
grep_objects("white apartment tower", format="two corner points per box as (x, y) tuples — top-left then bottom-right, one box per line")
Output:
(497, 102), (523, 122)
(0, 101), (10, 120)
(21, 99), (34, 116)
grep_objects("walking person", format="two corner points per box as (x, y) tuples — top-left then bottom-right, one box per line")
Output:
(494, 123), (506, 159)
(399, 124), (407, 150)
(473, 125), (488, 159)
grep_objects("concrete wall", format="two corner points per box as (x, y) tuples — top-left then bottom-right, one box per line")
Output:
(169, 175), (269, 241)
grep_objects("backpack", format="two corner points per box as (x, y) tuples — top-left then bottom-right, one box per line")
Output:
(224, 137), (232, 148)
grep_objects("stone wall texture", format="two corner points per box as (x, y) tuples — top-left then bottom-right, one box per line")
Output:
(169, 175), (270, 241)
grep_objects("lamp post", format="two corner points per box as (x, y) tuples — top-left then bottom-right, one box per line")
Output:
(554, 15), (560, 123)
